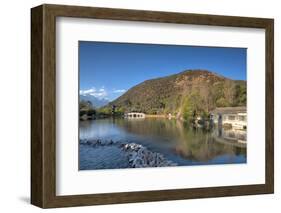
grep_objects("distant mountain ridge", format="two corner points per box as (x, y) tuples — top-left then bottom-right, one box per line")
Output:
(107, 69), (246, 115)
(80, 95), (109, 108)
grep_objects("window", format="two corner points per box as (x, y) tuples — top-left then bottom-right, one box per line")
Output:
(238, 115), (246, 121)
(228, 115), (236, 120)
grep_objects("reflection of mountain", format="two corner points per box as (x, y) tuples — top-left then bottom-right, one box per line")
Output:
(80, 95), (109, 108)
(114, 118), (246, 162)
(173, 131), (245, 162)
(109, 70), (246, 114)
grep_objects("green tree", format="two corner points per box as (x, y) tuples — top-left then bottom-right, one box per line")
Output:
(234, 84), (246, 106)
(97, 107), (111, 115)
(115, 106), (125, 116)
(216, 97), (230, 107)
(182, 91), (205, 121)
(79, 100), (96, 117)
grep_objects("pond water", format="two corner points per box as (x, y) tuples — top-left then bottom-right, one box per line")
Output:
(79, 118), (246, 170)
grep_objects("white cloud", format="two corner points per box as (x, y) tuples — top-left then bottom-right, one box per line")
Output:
(80, 87), (107, 99)
(80, 87), (126, 101)
(113, 89), (126, 93)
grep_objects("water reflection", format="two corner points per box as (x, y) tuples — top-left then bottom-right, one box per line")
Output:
(79, 118), (247, 166)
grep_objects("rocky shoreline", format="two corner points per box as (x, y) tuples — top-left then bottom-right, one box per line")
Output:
(79, 139), (177, 168)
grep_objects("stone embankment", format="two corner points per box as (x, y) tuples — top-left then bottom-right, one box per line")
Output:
(80, 139), (177, 168)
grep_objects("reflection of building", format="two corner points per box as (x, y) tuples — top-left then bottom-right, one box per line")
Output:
(215, 128), (247, 144)
(211, 107), (247, 130)
(124, 112), (146, 119)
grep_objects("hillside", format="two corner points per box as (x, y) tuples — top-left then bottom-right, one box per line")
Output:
(107, 69), (246, 117)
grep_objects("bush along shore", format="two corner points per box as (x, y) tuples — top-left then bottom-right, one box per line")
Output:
(79, 139), (177, 168)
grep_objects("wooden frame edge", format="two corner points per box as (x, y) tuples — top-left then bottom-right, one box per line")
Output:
(31, 5), (44, 208)
(31, 4), (274, 208)
(265, 19), (274, 194)
(44, 184), (271, 208)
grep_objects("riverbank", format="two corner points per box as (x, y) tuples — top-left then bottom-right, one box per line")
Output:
(79, 139), (177, 170)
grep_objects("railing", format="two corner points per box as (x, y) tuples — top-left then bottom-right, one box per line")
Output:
(124, 113), (146, 119)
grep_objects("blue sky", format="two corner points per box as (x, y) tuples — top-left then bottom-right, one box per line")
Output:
(79, 41), (246, 101)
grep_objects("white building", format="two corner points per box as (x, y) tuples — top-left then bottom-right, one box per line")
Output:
(211, 107), (247, 130)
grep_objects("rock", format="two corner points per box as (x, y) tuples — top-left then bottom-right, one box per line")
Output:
(121, 142), (177, 167)
(79, 139), (88, 144)
(81, 139), (177, 168)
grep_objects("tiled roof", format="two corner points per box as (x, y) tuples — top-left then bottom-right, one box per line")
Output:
(211, 106), (246, 114)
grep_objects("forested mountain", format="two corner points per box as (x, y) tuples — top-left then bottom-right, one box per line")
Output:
(106, 70), (246, 118)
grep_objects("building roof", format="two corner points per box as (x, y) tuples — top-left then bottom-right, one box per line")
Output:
(211, 106), (246, 114)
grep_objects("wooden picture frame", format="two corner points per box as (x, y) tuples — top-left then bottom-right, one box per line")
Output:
(31, 4), (274, 208)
